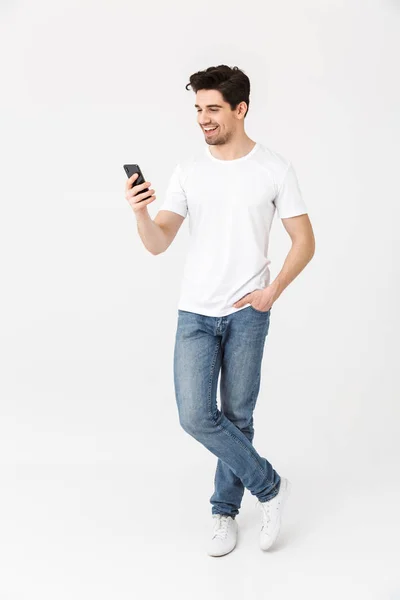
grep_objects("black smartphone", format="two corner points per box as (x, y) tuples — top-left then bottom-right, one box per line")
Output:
(123, 164), (151, 202)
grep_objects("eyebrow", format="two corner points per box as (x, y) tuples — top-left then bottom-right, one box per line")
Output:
(194, 104), (223, 108)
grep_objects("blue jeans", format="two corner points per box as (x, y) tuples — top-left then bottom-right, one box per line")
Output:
(173, 305), (281, 519)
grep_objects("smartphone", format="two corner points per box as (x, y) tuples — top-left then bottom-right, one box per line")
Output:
(123, 164), (151, 202)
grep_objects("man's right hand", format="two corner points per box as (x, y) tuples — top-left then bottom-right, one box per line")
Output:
(125, 173), (156, 213)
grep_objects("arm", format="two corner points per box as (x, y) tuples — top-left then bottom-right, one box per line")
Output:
(233, 162), (315, 311)
(125, 166), (186, 255)
(232, 213), (315, 311)
(136, 208), (185, 255)
(270, 213), (315, 301)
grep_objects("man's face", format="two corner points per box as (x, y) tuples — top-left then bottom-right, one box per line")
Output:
(195, 89), (245, 146)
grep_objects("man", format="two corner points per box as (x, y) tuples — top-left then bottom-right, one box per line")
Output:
(124, 65), (315, 557)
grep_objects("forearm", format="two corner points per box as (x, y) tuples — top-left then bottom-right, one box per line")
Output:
(135, 209), (168, 255)
(270, 240), (315, 297)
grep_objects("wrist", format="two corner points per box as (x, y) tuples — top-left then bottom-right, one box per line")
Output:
(270, 277), (285, 298)
(135, 207), (150, 222)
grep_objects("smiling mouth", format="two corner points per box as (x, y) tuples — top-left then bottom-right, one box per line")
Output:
(204, 126), (219, 135)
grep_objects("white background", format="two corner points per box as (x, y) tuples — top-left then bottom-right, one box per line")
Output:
(1, 0), (399, 598)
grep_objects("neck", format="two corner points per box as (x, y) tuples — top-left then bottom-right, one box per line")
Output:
(208, 136), (256, 161)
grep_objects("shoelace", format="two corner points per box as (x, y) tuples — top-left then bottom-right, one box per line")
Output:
(212, 515), (231, 540)
(255, 499), (271, 528)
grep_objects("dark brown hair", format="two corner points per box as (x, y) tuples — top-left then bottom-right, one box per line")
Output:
(186, 65), (250, 118)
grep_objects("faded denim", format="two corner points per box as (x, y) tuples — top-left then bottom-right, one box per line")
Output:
(173, 305), (281, 519)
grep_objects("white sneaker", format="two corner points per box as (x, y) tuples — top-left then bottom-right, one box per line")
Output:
(255, 477), (291, 551)
(207, 514), (238, 557)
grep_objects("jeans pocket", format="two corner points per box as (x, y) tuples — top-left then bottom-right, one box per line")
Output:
(249, 305), (271, 315)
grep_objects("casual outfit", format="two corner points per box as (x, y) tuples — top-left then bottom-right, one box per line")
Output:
(158, 142), (307, 547)
(159, 141), (308, 317)
(174, 306), (279, 518)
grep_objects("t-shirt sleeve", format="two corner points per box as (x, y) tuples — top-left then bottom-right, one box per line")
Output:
(273, 162), (308, 219)
(157, 163), (188, 218)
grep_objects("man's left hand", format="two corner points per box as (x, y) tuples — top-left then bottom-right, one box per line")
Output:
(232, 284), (279, 312)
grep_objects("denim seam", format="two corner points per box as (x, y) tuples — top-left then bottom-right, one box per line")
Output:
(249, 371), (261, 416)
(213, 455), (219, 490)
(207, 339), (222, 423)
(206, 339), (268, 479)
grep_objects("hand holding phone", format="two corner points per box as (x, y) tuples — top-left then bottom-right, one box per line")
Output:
(123, 164), (156, 211)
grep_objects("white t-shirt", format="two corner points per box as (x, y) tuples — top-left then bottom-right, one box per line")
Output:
(158, 142), (308, 317)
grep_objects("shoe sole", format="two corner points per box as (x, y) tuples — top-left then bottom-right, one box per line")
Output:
(260, 478), (291, 551)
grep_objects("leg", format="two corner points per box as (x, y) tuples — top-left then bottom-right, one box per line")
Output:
(209, 306), (280, 518)
(173, 308), (280, 518)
